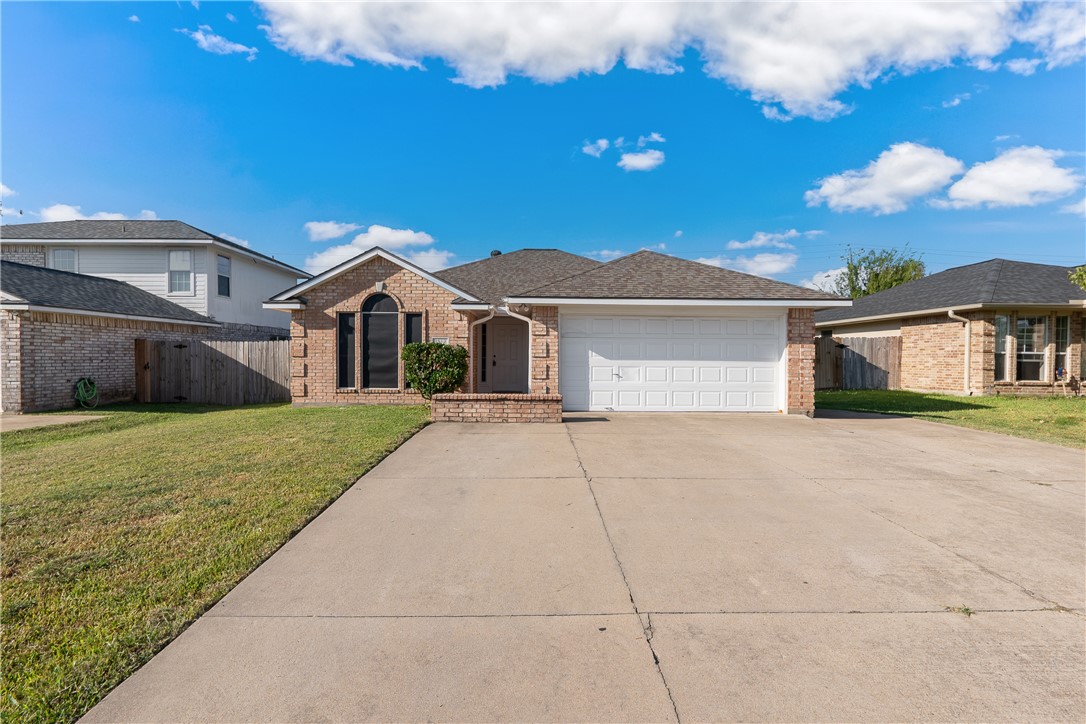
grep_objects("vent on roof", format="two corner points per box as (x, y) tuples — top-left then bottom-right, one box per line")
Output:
(490, 250), (502, 257)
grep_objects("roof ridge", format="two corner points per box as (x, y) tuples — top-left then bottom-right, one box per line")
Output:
(984, 259), (1005, 303)
(512, 252), (620, 295)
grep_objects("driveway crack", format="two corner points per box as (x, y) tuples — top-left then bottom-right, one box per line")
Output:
(565, 425), (682, 723)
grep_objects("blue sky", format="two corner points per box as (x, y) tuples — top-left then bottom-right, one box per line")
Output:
(2, 1), (1084, 287)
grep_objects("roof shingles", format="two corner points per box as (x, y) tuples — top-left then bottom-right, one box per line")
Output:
(1, 260), (217, 325)
(436, 249), (601, 304)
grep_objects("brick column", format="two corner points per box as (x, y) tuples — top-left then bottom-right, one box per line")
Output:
(529, 306), (559, 395)
(289, 311), (308, 400)
(787, 308), (815, 416)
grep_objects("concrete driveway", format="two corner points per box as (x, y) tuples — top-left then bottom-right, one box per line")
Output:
(86, 412), (1084, 722)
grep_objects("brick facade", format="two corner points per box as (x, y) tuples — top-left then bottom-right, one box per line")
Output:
(2, 310), (211, 412)
(0, 243), (47, 267)
(786, 308), (815, 416)
(288, 257), (470, 405)
(431, 393), (563, 423)
(528, 305), (559, 395)
(899, 309), (1083, 395)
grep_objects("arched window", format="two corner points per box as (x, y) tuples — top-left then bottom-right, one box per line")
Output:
(362, 294), (399, 388)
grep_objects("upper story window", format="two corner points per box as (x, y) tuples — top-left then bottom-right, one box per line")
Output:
(168, 250), (193, 294)
(217, 255), (231, 297)
(52, 248), (77, 273)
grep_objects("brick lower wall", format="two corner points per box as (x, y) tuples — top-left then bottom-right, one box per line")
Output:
(431, 393), (563, 423)
(786, 308), (815, 416)
(3, 310), (212, 412)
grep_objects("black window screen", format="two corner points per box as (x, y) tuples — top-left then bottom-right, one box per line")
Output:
(337, 313), (356, 388)
(363, 294), (399, 388)
(405, 313), (423, 344)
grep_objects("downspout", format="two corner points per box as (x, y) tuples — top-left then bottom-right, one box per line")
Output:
(502, 305), (536, 393)
(469, 306), (496, 393)
(947, 310), (971, 395)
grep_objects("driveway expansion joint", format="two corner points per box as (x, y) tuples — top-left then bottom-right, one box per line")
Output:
(565, 424), (683, 723)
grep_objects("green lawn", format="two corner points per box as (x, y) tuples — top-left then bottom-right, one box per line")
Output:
(816, 390), (1085, 448)
(1, 403), (429, 723)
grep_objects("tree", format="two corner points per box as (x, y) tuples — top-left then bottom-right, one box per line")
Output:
(830, 246), (925, 299)
(1069, 265), (1086, 291)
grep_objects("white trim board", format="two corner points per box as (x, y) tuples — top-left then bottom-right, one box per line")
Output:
(269, 246), (481, 304)
(507, 297), (851, 308)
(0, 303), (222, 327)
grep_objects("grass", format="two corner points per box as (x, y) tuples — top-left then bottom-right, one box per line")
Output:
(1, 403), (430, 723)
(816, 389), (1085, 448)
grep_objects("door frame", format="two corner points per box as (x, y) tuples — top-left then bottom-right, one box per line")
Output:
(478, 317), (530, 393)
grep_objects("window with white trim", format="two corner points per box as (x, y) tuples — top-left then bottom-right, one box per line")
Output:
(217, 254), (231, 297)
(1055, 316), (1070, 380)
(994, 315), (1009, 381)
(52, 248), (77, 273)
(1015, 316), (1047, 381)
(168, 250), (193, 294)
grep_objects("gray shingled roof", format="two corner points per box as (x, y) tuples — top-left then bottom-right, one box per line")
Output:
(1, 220), (308, 276)
(436, 249), (602, 304)
(815, 259), (1084, 325)
(513, 250), (843, 301)
(1, 260), (217, 325)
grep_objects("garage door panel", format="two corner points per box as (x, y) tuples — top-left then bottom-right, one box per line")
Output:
(560, 314), (783, 413)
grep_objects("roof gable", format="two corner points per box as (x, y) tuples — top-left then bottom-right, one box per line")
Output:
(511, 250), (843, 302)
(815, 259), (1084, 324)
(0, 260), (217, 325)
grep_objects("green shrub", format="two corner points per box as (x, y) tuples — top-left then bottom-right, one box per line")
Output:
(401, 342), (469, 400)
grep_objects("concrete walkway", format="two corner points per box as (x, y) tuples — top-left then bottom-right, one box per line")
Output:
(0, 413), (103, 432)
(85, 413), (1085, 722)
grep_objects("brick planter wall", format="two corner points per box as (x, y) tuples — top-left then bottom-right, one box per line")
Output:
(431, 393), (563, 423)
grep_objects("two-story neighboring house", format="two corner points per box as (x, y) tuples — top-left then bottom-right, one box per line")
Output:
(0, 220), (308, 339)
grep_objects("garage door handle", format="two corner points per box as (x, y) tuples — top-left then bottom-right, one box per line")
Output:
(613, 372), (621, 378)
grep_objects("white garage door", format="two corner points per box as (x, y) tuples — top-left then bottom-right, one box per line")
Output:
(559, 314), (785, 412)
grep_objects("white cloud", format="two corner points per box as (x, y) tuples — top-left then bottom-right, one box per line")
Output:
(761, 105), (793, 122)
(641, 243), (666, 252)
(582, 138), (610, 158)
(0, 183), (15, 198)
(128, 15), (140, 23)
(303, 224), (438, 273)
(936, 146), (1083, 209)
(994, 134), (1019, 142)
(673, 230), (683, 238)
(256, 2), (1076, 120)
(177, 25), (258, 61)
(405, 248), (455, 271)
(588, 249), (626, 261)
(304, 220), (362, 241)
(617, 149), (665, 172)
(218, 232), (250, 247)
(1004, 57), (1041, 75)
(941, 92), (971, 108)
(637, 131), (665, 147)
(226, 12), (237, 23)
(38, 204), (158, 222)
(800, 266), (846, 291)
(805, 142), (964, 214)
(696, 252), (799, 278)
(1061, 196), (1086, 217)
(725, 229), (822, 250)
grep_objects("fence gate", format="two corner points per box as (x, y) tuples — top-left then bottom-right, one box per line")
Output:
(815, 335), (902, 391)
(135, 339), (290, 404)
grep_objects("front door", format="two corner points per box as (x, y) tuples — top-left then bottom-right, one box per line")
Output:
(490, 321), (529, 392)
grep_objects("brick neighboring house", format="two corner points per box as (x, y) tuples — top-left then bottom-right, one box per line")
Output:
(0, 220), (308, 340)
(264, 247), (848, 418)
(1, 261), (220, 412)
(815, 259), (1086, 396)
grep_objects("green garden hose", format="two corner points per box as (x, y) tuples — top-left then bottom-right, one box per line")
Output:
(75, 377), (99, 408)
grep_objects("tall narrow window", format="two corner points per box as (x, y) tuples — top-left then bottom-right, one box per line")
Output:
(1015, 316), (1047, 381)
(404, 313), (423, 388)
(217, 255), (231, 297)
(480, 323), (487, 382)
(994, 315), (1009, 381)
(52, 248), (77, 273)
(168, 250), (193, 294)
(362, 294), (399, 388)
(1055, 316), (1070, 378)
(337, 313), (356, 388)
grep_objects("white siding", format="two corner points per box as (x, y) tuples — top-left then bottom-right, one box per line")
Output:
(53, 244), (209, 316)
(206, 252), (299, 329)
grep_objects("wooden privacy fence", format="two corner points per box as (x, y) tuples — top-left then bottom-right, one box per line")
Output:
(815, 335), (902, 390)
(135, 339), (290, 404)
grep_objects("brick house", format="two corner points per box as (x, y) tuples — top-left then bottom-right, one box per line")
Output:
(1, 261), (220, 411)
(264, 247), (848, 419)
(815, 259), (1085, 395)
